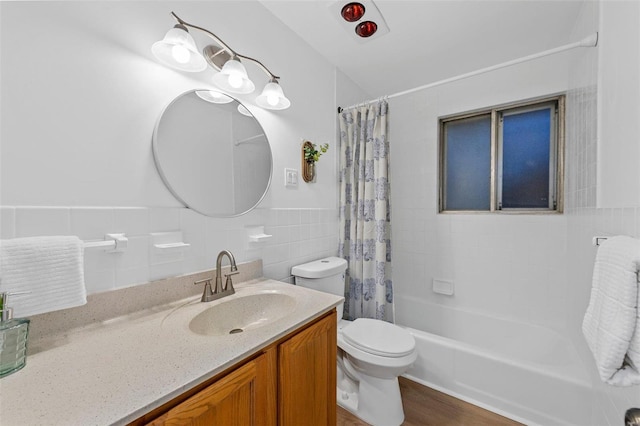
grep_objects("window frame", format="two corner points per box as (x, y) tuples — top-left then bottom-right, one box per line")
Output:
(438, 95), (565, 214)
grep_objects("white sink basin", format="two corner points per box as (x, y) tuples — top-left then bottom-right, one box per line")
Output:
(188, 293), (297, 336)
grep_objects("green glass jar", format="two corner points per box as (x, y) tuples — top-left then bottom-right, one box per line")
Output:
(0, 292), (30, 378)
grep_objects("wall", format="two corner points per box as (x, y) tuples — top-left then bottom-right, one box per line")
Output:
(596, 0), (640, 208)
(335, 69), (372, 112)
(566, 1), (640, 424)
(0, 1), (347, 293)
(390, 52), (573, 332)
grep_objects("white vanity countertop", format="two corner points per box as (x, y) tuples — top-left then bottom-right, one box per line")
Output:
(1, 279), (343, 426)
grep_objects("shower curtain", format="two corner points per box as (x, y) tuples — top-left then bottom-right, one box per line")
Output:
(338, 100), (393, 322)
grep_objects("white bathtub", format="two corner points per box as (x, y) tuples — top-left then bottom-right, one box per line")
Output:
(399, 302), (593, 425)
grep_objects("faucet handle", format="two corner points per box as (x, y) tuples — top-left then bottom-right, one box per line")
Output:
(194, 279), (215, 302)
(224, 270), (239, 277)
(224, 275), (236, 295)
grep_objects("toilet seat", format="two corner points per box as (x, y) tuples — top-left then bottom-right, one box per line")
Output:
(337, 319), (418, 377)
(342, 318), (415, 358)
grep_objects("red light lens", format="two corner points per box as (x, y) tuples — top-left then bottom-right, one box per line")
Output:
(341, 2), (365, 22)
(355, 21), (377, 38)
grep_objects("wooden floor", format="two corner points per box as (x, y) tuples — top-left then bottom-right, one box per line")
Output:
(337, 377), (523, 426)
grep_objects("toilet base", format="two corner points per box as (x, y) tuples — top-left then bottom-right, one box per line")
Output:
(336, 374), (405, 426)
(337, 386), (359, 414)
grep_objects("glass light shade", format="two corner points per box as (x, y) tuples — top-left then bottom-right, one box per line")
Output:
(255, 81), (291, 110)
(195, 90), (234, 104)
(237, 104), (253, 117)
(152, 26), (207, 72)
(212, 59), (255, 94)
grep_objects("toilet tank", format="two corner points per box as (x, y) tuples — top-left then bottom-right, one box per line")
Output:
(291, 257), (348, 299)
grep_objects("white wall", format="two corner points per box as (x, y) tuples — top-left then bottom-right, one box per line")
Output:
(566, 1), (640, 424)
(0, 1), (347, 292)
(390, 52), (573, 332)
(335, 69), (372, 111)
(597, 0), (640, 208)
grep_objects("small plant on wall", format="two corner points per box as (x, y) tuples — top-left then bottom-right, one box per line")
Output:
(303, 142), (329, 163)
(302, 141), (329, 182)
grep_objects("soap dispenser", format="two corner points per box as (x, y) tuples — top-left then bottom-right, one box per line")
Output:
(0, 292), (30, 378)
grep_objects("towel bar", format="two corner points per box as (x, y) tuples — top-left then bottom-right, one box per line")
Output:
(592, 236), (608, 246)
(83, 233), (128, 253)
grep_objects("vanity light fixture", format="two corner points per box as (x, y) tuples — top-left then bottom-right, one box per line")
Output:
(152, 12), (291, 110)
(212, 58), (255, 94)
(151, 24), (207, 72)
(256, 79), (291, 110)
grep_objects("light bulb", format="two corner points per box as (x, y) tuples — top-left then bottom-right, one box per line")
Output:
(228, 73), (243, 89)
(171, 44), (191, 64)
(152, 26), (206, 71)
(212, 58), (254, 94)
(267, 94), (280, 106)
(256, 80), (291, 110)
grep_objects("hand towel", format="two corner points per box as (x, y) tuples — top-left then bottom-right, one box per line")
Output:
(0, 236), (86, 317)
(582, 235), (640, 386)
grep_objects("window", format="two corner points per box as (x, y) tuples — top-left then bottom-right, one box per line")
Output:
(439, 96), (564, 213)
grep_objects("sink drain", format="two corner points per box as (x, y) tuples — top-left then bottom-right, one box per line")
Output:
(229, 328), (243, 334)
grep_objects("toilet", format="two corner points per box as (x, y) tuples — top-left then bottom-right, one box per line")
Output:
(291, 257), (417, 426)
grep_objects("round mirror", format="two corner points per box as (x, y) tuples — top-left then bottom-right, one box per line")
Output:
(153, 90), (272, 217)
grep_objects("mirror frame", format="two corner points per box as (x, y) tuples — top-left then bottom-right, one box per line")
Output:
(152, 89), (273, 217)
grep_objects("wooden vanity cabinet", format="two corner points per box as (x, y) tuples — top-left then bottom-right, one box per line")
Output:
(136, 310), (336, 426)
(279, 311), (337, 426)
(146, 349), (277, 426)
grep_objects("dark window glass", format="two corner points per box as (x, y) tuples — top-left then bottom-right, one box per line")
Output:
(444, 115), (491, 210)
(501, 108), (551, 208)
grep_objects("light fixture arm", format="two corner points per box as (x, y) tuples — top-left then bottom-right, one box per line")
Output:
(170, 12), (280, 81)
(234, 53), (280, 81)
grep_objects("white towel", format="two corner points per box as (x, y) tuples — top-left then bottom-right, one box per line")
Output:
(582, 235), (640, 386)
(0, 236), (86, 317)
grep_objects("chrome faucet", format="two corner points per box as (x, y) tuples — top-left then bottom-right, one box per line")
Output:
(194, 250), (239, 302)
(215, 250), (239, 295)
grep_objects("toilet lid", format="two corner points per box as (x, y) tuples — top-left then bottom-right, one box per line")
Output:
(342, 318), (415, 357)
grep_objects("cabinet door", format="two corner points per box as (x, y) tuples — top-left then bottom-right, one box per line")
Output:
(278, 311), (337, 426)
(147, 350), (276, 426)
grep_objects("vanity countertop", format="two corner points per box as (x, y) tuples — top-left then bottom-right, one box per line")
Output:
(1, 278), (342, 425)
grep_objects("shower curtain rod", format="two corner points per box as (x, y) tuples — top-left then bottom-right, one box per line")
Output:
(338, 32), (598, 112)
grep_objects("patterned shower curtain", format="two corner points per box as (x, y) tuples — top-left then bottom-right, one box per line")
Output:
(338, 100), (393, 322)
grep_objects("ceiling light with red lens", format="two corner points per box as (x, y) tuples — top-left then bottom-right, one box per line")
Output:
(355, 21), (377, 38)
(341, 2), (365, 22)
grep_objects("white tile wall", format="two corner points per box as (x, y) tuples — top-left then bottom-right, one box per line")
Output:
(15, 207), (71, 237)
(0, 207), (15, 239)
(0, 206), (338, 294)
(390, 74), (570, 332)
(565, 1), (640, 424)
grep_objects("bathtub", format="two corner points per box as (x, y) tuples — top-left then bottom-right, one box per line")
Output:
(398, 301), (593, 425)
